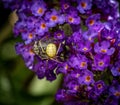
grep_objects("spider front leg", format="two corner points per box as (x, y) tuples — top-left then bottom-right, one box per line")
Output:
(56, 43), (61, 55)
(50, 57), (62, 63)
(39, 41), (46, 53)
(39, 54), (49, 60)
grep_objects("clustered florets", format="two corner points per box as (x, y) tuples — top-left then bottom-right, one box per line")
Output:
(2, 0), (120, 104)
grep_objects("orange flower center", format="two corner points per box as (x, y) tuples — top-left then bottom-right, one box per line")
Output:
(98, 61), (104, 66)
(37, 8), (43, 14)
(118, 43), (120, 47)
(57, 33), (62, 36)
(97, 84), (102, 89)
(28, 33), (33, 39)
(85, 76), (91, 82)
(74, 85), (79, 90)
(65, 64), (69, 70)
(101, 49), (107, 53)
(83, 47), (88, 51)
(29, 49), (34, 55)
(81, 2), (87, 8)
(64, 4), (69, 9)
(80, 62), (87, 67)
(76, 73), (80, 78)
(68, 17), (74, 22)
(51, 15), (58, 21)
(41, 23), (46, 29)
(114, 91), (120, 96)
(89, 20), (95, 25)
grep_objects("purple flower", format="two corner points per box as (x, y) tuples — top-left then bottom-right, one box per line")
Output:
(45, 9), (65, 27)
(70, 31), (82, 44)
(78, 41), (92, 53)
(13, 20), (27, 36)
(66, 10), (81, 25)
(114, 39), (120, 49)
(56, 62), (70, 74)
(31, 0), (46, 17)
(111, 66), (120, 76)
(34, 60), (57, 81)
(86, 14), (100, 28)
(104, 95), (119, 105)
(109, 84), (120, 98)
(88, 89), (99, 100)
(82, 29), (98, 42)
(93, 54), (110, 71)
(101, 24), (115, 40)
(107, 0), (120, 20)
(92, 22), (104, 32)
(56, 89), (68, 102)
(35, 20), (49, 35)
(60, 0), (71, 12)
(26, 16), (39, 30)
(15, 43), (35, 70)
(69, 55), (88, 70)
(79, 70), (94, 85)
(77, 0), (92, 14)
(54, 30), (65, 41)
(70, 70), (82, 79)
(34, 61), (46, 79)
(21, 31), (36, 44)
(78, 55), (88, 70)
(94, 41), (115, 55)
(66, 80), (79, 94)
(94, 80), (106, 95)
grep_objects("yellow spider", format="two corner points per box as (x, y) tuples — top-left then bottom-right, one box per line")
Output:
(33, 36), (62, 62)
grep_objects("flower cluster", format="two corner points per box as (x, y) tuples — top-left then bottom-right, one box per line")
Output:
(2, 0), (120, 104)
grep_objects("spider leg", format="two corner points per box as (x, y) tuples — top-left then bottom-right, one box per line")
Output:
(50, 58), (62, 63)
(39, 41), (46, 53)
(56, 43), (61, 55)
(39, 54), (49, 60)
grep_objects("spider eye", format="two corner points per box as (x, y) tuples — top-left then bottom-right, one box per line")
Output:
(46, 43), (57, 58)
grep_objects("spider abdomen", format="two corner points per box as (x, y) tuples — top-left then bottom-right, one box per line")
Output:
(46, 43), (57, 58)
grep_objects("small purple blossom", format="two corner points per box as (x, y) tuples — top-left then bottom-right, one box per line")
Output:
(60, 0), (71, 12)
(82, 29), (98, 42)
(79, 70), (94, 85)
(104, 95), (119, 105)
(77, 0), (92, 14)
(35, 20), (49, 35)
(78, 41), (92, 53)
(109, 84), (120, 98)
(93, 54), (110, 71)
(54, 30), (65, 41)
(21, 31), (36, 44)
(94, 80), (106, 95)
(56, 89), (68, 102)
(70, 31), (82, 44)
(69, 55), (88, 70)
(86, 14), (100, 28)
(45, 9), (65, 27)
(111, 65), (120, 76)
(31, 0), (46, 17)
(94, 41), (115, 55)
(66, 10), (81, 25)
(34, 61), (46, 79)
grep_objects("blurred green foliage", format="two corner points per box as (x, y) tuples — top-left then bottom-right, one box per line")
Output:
(0, 3), (62, 105)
